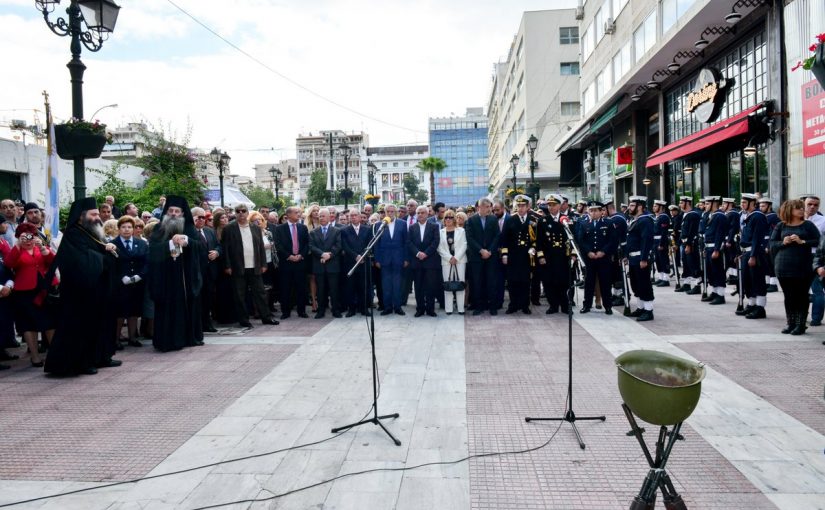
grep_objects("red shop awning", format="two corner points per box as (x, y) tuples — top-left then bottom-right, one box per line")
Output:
(645, 103), (766, 168)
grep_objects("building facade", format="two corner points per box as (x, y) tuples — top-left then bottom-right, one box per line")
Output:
(253, 159), (299, 200)
(554, 0), (822, 206)
(487, 8), (581, 200)
(363, 145), (429, 204)
(295, 131), (368, 204)
(428, 108), (489, 206)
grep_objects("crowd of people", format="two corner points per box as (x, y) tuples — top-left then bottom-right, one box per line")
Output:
(0, 189), (823, 375)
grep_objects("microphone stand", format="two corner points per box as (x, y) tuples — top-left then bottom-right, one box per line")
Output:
(332, 222), (401, 446)
(526, 219), (605, 450)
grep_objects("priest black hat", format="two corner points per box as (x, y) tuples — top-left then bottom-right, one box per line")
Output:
(161, 195), (194, 225)
(66, 197), (98, 226)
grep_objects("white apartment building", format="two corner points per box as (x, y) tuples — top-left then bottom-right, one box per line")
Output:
(487, 8), (580, 199)
(363, 145), (429, 203)
(253, 159), (298, 198)
(295, 131), (368, 203)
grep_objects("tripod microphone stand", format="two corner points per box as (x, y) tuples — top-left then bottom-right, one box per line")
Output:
(526, 221), (605, 449)
(331, 222), (401, 446)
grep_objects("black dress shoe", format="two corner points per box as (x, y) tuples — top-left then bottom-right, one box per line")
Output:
(280, 313), (291, 320)
(546, 308), (557, 315)
(314, 312), (325, 319)
(414, 311), (424, 317)
(746, 306), (766, 319)
(522, 308), (532, 315)
(346, 310), (357, 318)
(636, 310), (654, 322)
(332, 313), (342, 318)
(426, 311), (437, 317)
(605, 308), (613, 315)
(203, 326), (218, 333)
(81, 367), (98, 375)
(297, 313), (309, 318)
(128, 339), (143, 347)
(489, 309), (498, 316)
(30, 360), (44, 368)
(115, 342), (125, 351)
(630, 308), (644, 317)
(656, 280), (670, 287)
(103, 359), (122, 368)
(395, 309), (406, 316)
(701, 293), (715, 302)
(472, 309), (483, 316)
(736, 305), (754, 316)
(380, 309), (393, 316)
(579, 307), (591, 314)
(262, 318), (280, 325)
(686, 286), (702, 295)
(595, 303), (603, 310)
(766, 284), (778, 293)
(0, 363), (9, 370)
(239, 321), (253, 328)
(505, 307), (517, 315)
(709, 295), (726, 305)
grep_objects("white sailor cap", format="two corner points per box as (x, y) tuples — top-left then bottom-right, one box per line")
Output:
(560, 194), (570, 202)
(741, 193), (758, 201)
(704, 196), (721, 202)
(653, 199), (667, 206)
(668, 204), (680, 211)
(629, 196), (647, 204)
(722, 197), (736, 204)
(758, 197), (773, 204)
(679, 196), (693, 202)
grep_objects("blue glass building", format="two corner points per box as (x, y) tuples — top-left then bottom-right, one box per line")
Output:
(428, 108), (489, 206)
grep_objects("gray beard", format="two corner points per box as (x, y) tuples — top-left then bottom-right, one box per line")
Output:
(81, 218), (105, 242)
(160, 215), (185, 239)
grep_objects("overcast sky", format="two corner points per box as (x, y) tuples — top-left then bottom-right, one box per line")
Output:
(1, 0), (577, 178)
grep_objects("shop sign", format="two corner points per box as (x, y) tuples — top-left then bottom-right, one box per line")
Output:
(687, 68), (727, 123)
(802, 79), (825, 158)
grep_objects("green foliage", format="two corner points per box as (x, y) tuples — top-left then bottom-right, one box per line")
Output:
(134, 127), (205, 210)
(272, 195), (295, 212)
(89, 161), (142, 207)
(416, 157), (447, 204)
(306, 169), (331, 205)
(403, 174), (429, 203)
(240, 184), (275, 209)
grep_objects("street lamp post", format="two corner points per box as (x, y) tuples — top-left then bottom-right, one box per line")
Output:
(510, 153), (520, 192)
(527, 134), (539, 202)
(367, 160), (377, 196)
(210, 148), (230, 208)
(35, 0), (121, 200)
(269, 165), (282, 204)
(339, 144), (352, 210)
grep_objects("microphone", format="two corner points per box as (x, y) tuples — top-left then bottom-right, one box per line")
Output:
(373, 216), (392, 238)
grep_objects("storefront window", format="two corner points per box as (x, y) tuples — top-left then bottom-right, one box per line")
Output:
(665, 29), (767, 144)
(598, 136), (614, 201)
(742, 143), (769, 195)
(728, 150), (741, 198)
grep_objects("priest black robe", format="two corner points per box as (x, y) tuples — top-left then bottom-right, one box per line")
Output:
(148, 226), (204, 352)
(45, 215), (118, 375)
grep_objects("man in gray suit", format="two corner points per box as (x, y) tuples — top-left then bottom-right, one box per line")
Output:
(309, 208), (342, 318)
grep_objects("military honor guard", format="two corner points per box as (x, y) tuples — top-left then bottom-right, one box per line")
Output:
(677, 196), (702, 294)
(760, 197), (780, 292)
(625, 196), (656, 321)
(651, 200), (671, 287)
(607, 200), (629, 306)
(500, 195), (537, 314)
(701, 196), (727, 305)
(722, 197), (741, 284)
(535, 194), (572, 314)
(577, 201), (615, 315)
(668, 204), (683, 278)
(737, 193), (769, 318)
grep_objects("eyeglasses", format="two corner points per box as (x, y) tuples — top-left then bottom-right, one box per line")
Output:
(235, 209), (248, 214)
(195, 215), (206, 219)
(445, 216), (456, 219)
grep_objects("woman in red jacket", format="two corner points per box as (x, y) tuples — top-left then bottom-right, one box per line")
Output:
(5, 223), (57, 367)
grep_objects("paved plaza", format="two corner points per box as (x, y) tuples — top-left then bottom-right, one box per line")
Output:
(0, 287), (824, 510)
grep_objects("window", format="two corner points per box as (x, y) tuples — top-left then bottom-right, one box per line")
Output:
(403, 161), (409, 167)
(611, 41), (631, 84)
(582, 23), (594, 61)
(662, 0), (696, 34)
(611, 0), (628, 19)
(516, 37), (524, 62)
(560, 26), (579, 44)
(517, 72), (524, 96)
(393, 162), (398, 168)
(633, 10), (657, 63)
(560, 62), (581, 75)
(561, 102), (581, 117)
(596, 69), (607, 100)
(594, 5), (605, 42)
(582, 82), (596, 114)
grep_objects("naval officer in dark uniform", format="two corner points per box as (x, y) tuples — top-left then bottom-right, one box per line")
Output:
(500, 195), (537, 314)
(577, 201), (615, 315)
(702, 196), (728, 305)
(625, 196), (656, 321)
(652, 199), (671, 287)
(535, 194), (572, 314)
(677, 196), (702, 294)
(738, 193), (769, 319)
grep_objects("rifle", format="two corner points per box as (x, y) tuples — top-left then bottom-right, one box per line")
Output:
(619, 247), (632, 317)
(699, 235), (708, 299)
(670, 236), (681, 291)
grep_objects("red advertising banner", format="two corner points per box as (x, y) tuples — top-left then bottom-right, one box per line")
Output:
(802, 79), (825, 158)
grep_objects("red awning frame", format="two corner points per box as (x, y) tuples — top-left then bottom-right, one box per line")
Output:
(645, 102), (767, 168)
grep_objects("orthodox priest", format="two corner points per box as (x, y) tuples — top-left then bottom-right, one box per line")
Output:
(148, 196), (204, 352)
(45, 197), (121, 376)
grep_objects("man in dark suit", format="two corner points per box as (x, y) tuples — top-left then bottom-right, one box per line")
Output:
(309, 208), (342, 318)
(192, 207), (221, 332)
(220, 205), (277, 327)
(407, 205), (441, 317)
(275, 206), (310, 319)
(374, 204), (408, 315)
(500, 195), (536, 314)
(341, 208), (372, 316)
(491, 199), (509, 310)
(465, 197), (501, 316)
(400, 199), (418, 306)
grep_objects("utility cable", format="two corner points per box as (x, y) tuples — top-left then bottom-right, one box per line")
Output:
(165, 0), (426, 136)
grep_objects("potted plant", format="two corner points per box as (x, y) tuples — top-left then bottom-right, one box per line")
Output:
(54, 118), (112, 160)
(505, 187), (525, 198)
(792, 33), (825, 89)
(364, 193), (380, 207)
(525, 181), (541, 198)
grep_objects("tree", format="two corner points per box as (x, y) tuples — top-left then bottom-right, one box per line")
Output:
(133, 125), (205, 211)
(415, 157), (447, 204)
(403, 174), (429, 204)
(240, 184), (275, 209)
(306, 168), (331, 205)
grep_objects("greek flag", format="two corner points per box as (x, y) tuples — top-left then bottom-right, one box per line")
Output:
(44, 104), (60, 241)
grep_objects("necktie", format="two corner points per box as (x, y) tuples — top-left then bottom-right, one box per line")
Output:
(322, 226), (327, 238)
(481, 216), (486, 229)
(291, 223), (299, 255)
(126, 239), (131, 251)
(200, 229), (207, 243)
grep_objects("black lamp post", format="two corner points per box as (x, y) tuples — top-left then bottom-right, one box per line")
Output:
(367, 160), (377, 196)
(339, 143), (352, 210)
(36, 0), (121, 200)
(510, 153), (520, 191)
(210, 148), (230, 208)
(527, 134), (539, 202)
(269, 165), (282, 204)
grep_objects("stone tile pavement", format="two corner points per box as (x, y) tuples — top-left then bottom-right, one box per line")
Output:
(0, 283), (822, 509)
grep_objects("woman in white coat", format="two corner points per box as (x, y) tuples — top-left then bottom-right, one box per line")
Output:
(438, 211), (468, 314)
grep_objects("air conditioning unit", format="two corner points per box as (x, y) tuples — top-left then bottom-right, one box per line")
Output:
(575, 6), (584, 20)
(604, 17), (616, 34)
(10, 119), (26, 129)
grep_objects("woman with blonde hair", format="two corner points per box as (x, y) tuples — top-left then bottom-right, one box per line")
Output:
(455, 211), (468, 228)
(103, 218), (119, 241)
(304, 204), (321, 311)
(437, 210), (468, 314)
